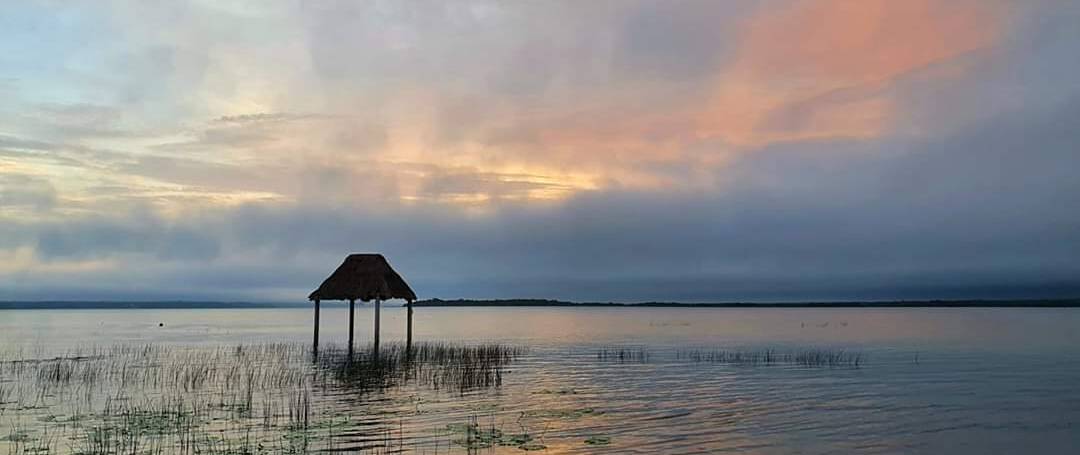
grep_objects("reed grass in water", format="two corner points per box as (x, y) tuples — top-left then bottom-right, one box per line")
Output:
(0, 341), (524, 455)
(595, 348), (650, 363)
(1, 342), (864, 454)
(676, 348), (863, 367)
(595, 346), (862, 367)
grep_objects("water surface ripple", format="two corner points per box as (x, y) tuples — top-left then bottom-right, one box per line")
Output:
(1, 307), (1078, 453)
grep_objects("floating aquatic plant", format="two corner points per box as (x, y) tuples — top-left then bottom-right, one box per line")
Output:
(447, 420), (540, 450)
(524, 407), (603, 419)
(533, 388), (577, 395)
(585, 435), (611, 445)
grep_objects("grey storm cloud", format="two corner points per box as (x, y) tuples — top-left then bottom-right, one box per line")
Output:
(34, 214), (220, 263)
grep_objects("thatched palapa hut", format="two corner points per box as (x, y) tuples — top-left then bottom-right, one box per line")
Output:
(309, 254), (417, 354)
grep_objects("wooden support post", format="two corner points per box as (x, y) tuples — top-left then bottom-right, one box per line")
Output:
(348, 298), (356, 357)
(374, 299), (381, 352)
(406, 300), (413, 352)
(312, 299), (321, 357)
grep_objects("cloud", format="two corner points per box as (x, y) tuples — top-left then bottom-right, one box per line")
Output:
(0, 174), (56, 211)
(24, 103), (133, 139)
(699, 0), (1003, 145)
(737, 0), (998, 83)
(2, 0), (1079, 301)
(5, 93), (1080, 301)
(34, 211), (221, 263)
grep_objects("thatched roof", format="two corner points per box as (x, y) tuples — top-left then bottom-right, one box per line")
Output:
(308, 254), (417, 302)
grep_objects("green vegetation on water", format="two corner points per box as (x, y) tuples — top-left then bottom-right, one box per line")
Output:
(0, 342), (523, 454)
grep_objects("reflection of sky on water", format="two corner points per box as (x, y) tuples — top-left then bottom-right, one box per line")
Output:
(2, 308), (1079, 453)
(4, 307), (1080, 353)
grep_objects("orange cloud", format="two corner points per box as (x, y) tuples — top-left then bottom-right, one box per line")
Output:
(449, 0), (1004, 197)
(701, 0), (1001, 146)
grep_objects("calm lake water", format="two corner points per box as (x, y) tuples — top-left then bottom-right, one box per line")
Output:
(2, 306), (1079, 454)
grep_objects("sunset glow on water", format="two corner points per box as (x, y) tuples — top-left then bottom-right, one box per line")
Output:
(3, 307), (1079, 454)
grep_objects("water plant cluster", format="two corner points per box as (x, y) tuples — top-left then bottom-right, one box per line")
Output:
(593, 346), (864, 367)
(675, 348), (863, 367)
(444, 417), (545, 451)
(595, 348), (649, 363)
(319, 343), (523, 394)
(2, 340), (867, 454)
(0, 342), (523, 455)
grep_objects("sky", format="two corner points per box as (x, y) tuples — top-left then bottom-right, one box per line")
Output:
(2, 0), (1079, 302)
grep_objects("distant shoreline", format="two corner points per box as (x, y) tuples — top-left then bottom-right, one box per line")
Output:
(411, 298), (1080, 308)
(0, 301), (306, 310)
(2, 298), (1079, 310)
